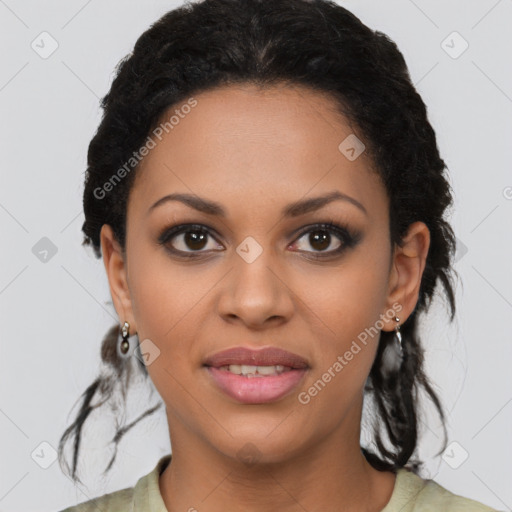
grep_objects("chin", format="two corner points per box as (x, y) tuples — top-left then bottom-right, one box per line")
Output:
(206, 425), (308, 467)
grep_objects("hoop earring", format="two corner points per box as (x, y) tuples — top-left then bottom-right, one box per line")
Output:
(120, 321), (130, 355)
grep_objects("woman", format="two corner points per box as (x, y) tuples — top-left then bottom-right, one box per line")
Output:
(57, 0), (497, 510)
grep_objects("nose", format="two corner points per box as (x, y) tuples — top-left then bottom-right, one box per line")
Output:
(216, 249), (295, 330)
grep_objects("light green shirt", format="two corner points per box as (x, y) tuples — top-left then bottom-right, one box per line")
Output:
(59, 454), (497, 511)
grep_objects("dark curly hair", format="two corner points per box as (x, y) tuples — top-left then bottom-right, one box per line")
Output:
(58, 0), (458, 484)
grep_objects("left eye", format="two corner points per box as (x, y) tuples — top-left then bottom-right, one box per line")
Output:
(292, 226), (344, 253)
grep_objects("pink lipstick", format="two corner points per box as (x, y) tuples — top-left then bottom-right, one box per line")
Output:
(203, 346), (309, 404)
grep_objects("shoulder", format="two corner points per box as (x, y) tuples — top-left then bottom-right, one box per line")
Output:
(57, 454), (172, 512)
(413, 477), (498, 511)
(58, 487), (133, 512)
(385, 468), (498, 512)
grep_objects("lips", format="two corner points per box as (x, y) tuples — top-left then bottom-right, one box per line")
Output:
(203, 346), (309, 369)
(203, 346), (309, 404)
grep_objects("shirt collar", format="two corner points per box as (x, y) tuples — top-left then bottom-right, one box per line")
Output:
(133, 453), (172, 511)
(131, 455), (425, 512)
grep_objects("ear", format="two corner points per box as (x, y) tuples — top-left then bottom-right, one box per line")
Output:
(100, 224), (137, 334)
(381, 221), (430, 331)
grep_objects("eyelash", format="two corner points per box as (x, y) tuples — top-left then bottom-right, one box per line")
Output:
(157, 220), (362, 260)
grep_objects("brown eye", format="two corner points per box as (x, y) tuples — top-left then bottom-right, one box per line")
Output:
(294, 228), (342, 253)
(158, 224), (223, 255)
(158, 221), (362, 260)
(289, 222), (362, 258)
(183, 230), (208, 250)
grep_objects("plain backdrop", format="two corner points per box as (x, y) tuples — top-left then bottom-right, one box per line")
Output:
(1, 1), (511, 510)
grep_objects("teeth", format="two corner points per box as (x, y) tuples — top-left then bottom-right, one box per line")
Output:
(254, 365), (281, 376)
(241, 364), (257, 375)
(219, 364), (291, 377)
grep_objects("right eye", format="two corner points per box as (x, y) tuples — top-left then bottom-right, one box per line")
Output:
(158, 223), (224, 257)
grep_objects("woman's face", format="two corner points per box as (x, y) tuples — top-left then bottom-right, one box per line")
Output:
(101, 83), (427, 464)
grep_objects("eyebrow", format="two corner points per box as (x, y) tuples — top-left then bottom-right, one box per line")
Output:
(147, 190), (367, 217)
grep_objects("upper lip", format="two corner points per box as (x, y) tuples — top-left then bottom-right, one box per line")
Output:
(203, 346), (309, 369)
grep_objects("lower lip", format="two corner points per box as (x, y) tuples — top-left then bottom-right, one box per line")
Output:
(205, 367), (308, 404)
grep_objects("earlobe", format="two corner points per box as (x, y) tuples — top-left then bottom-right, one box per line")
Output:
(99, 224), (136, 331)
(382, 221), (430, 331)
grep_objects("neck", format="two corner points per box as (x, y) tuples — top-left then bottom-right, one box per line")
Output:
(159, 410), (396, 512)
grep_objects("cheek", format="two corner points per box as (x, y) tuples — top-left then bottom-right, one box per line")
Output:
(127, 239), (200, 338)
(306, 251), (390, 346)
(127, 256), (202, 414)
(296, 247), (390, 399)
(126, 247), (196, 375)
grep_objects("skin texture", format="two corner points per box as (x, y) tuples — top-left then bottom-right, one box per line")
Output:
(100, 83), (430, 512)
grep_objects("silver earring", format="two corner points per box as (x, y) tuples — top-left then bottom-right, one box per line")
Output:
(394, 316), (403, 358)
(381, 315), (403, 377)
(120, 321), (130, 355)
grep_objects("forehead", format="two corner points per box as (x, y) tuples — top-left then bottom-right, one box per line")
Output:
(130, 83), (388, 222)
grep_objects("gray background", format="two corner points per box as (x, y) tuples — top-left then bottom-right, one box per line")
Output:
(1, 0), (511, 510)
